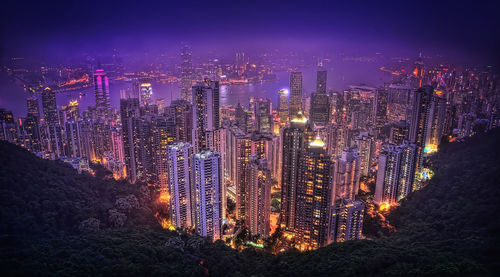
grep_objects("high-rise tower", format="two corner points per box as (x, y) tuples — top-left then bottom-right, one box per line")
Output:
(278, 88), (289, 127)
(295, 136), (333, 249)
(289, 72), (303, 117)
(181, 45), (193, 103)
(409, 85), (433, 184)
(41, 87), (58, 126)
(192, 80), (220, 153)
(280, 111), (313, 231)
(167, 142), (194, 229)
(245, 157), (271, 237)
(316, 69), (327, 94)
(193, 150), (222, 241)
(94, 67), (110, 118)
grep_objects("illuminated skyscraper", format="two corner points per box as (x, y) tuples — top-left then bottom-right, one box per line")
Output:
(181, 45), (193, 103)
(62, 100), (80, 122)
(409, 85), (433, 185)
(390, 120), (408, 144)
(153, 116), (175, 187)
(120, 95), (140, 183)
(245, 157), (271, 237)
(227, 126), (251, 220)
(310, 93), (330, 126)
(193, 150), (222, 241)
(289, 72), (303, 117)
(27, 96), (40, 118)
(64, 121), (80, 158)
(374, 142), (417, 205)
(166, 99), (192, 143)
(354, 132), (374, 177)
(25, 96), (41, 151)
(328, 199), (364, 243)
(192, 80), (220, 153)
(316, 69), (327, 94)
(94, 67), (110, 118)
(41, 87), (58, 126)
(295, 136), (333, 249)
(333, 146), (361, 201)
(253, 98), (273, 134)
(280, 111), (313, 231)
(373, 89), (388, 131)
(139, 83), (153, 106)
(326, 124), (348, 158)
(426, 93), (447, 148)
(235, 102), (248, 133)
(278, 88), (289, 127)
(167, 142), (194, 229)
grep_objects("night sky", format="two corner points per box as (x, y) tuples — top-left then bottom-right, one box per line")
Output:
(1, 0), (499, 64)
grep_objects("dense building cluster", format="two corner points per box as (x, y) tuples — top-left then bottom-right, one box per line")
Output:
(1, 51), (499, 250)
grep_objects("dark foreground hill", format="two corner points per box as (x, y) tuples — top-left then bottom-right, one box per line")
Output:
(1, 129), (500, 276)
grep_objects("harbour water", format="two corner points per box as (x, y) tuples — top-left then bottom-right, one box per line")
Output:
(0, 61), (391, 117)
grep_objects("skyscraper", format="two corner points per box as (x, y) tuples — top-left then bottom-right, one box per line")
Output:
(409, 85), (433, 184)
(253, 98), (273, 134)
(280, 111), (313, 231)
(193, 150), (222, 241)
(139, 83), (153, 106)
(316, 69), (327, 94)
(166, 99), (192, 143)
(192, 80), (220, 153)
(167, 142), (193, 229)
(278, 88), (289, 127)
(25, 96), (41, 152)
(153, 116), (175, 188)
(295, 136), (333, 249)
(374, 142), (417, 205)
(289, 72), (303, 117)
(65, 121), (82, 158)
(227, 126), (251, 220)
(310, 93), (330, 126)
(181, 45), (193, 103)
(94, 67), (110, 118)
(354, 132), (374, 177)
(328, 199), (364, 243)
(235, 102), (248, 133)
(120, 95), (140, 183)
(373, 88), (388, 131)
(245, 157), (271, 237)
(27, 96), (40, 118)
(333, 146), (361, 201)
(41, 87), (58, 126)
(390, 120), (408, 144)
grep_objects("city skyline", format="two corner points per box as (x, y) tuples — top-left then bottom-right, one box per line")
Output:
(0, 1), (499, 275)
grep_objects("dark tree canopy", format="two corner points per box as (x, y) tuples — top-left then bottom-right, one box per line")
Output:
(1, 129), (499, 276)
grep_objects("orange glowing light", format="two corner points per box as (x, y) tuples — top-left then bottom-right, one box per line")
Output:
(158, 191), (170, 203)
(379, 202), (391, 211)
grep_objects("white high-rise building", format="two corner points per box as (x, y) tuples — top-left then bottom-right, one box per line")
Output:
(333, 146), (361, 201)
(167, 142), (194, 229)
(374, 142), (417, 205)
(193, 150), (222, 241)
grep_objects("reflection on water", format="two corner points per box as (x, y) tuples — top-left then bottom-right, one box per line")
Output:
(1, 63), (391, 117)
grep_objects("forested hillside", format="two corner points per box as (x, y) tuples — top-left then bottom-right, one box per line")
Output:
(1, 129), (499, 276)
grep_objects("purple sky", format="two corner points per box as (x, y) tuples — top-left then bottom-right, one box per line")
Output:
(1, 0), (499, 64)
